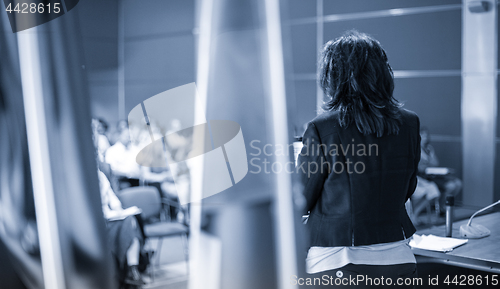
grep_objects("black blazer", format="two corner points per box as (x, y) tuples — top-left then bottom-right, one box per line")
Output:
(297, 108), (420, 247)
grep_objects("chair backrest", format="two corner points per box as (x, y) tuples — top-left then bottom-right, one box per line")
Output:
(117, 186), (161, 221)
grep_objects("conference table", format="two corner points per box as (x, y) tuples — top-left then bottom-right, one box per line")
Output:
(412, 212), (500, 273)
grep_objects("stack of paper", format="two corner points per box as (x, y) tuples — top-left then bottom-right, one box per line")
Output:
(409, 234), (468, 252)
(425, 167), (450, 175)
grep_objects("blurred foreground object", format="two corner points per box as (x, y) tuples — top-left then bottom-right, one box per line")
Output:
(1, 6), (115, 289)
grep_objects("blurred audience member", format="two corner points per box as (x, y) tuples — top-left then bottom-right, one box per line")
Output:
(92, 119), (113, 183)
(418, 127), (462, 214)
(98, 170), (146, 285)
(92, 122), (147, 285)
(110, 120), (130, 145)
(163, 119), (191, 222)
(105, 121), (142, 189)
(91, 118), (111, 162)
(410, 176), (440, 224)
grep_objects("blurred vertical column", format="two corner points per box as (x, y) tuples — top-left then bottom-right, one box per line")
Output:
(118, 0), (125, 121)
(263, 0), (298, 288)
(0, 8), (43, 289)
(15, 4), (116, 289)
(316, 0), (324, 112)
(17, 25), (66, 289)
(192, 0), (299, 289)
(462, 0), (497, 206)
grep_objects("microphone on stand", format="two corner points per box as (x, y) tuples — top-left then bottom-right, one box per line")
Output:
(459, 200), (500, 239)
(445, 196), (454, 237)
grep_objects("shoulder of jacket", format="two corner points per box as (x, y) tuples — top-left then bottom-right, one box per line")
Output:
(399, 108), (420, 129)
(309, 110), (341, 131)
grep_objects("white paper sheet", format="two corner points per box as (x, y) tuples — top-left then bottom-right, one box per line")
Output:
(409, 234), (468, 252)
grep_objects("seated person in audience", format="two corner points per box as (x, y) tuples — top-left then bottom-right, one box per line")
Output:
(418, 127), (462, 214)
(131, 119), (188, 221)
(98, 170), (146, 285)
(92, 118), (111, 161)
(105, 121), (142, 189)
(162, 119), (192, 222)
(92, 119), (113, 182)
(110, 119), (130, 145)
(93, 123), (147, 285)
(411, 176), (440, 224)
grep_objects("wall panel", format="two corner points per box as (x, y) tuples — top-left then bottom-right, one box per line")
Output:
(292, 79), (318, 133)
(287, 0), (316, 19)
(323, 10), (462, 70)
(396, 77), (462, 136)
(124, 36), (195, 82)
(123, 0), (195, 37)
(323, 0), (461, 15)
(289, 23), (317, 73)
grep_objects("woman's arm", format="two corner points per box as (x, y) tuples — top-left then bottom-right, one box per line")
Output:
(98, 170), (123, 219)
(107, 188), (123, 211)
(406, 118), (421, 201)
(296, 122), (329, 214)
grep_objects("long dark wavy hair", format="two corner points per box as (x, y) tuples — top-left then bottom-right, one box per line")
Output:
(319, 30), (402, 137)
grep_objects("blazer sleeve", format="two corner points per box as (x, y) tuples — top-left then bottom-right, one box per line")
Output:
(406, 116), (421, 201)
(297, 122), (329, 214)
